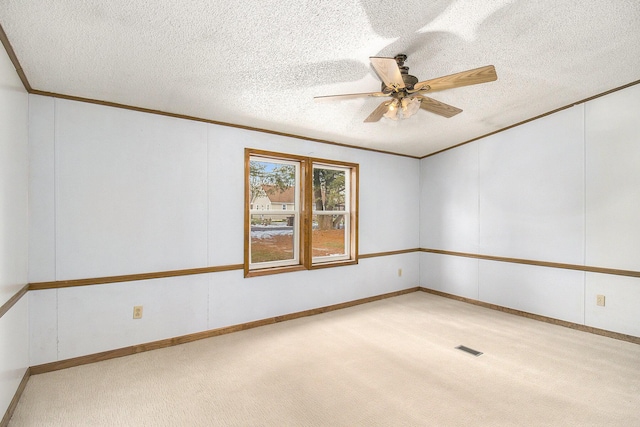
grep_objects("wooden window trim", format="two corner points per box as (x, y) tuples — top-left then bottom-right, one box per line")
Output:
(244, 149), (358, 277)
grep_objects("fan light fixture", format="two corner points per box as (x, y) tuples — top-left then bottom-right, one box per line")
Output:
(383, 99), (399, 120)
(383, 97), (421, 121)
(401, 97), (421, 118)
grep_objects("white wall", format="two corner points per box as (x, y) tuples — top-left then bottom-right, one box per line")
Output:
(24, 58), (638, 373)
(584, 84), (640, 335)
(0, 44), (29, 417)
(420, 83), (640, 337)
(28, 96), (421, 364)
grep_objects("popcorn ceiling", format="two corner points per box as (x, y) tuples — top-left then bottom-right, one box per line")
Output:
(1, 0), (639, 156)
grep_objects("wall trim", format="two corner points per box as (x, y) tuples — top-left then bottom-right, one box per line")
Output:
(0, 285), (29, 320)
(30, 287), (419, 375)
(420, 78), (640, 158)
(421, 248), (640, 279)
(28, 250), (419, 290)
(0, 368), (30, 427)
(0, 23), (32, 91)
(359, 248), (419, 259)
(419, 287), (640, 345)
(30, 88), (419, 159)
(29, 265), (244, 290)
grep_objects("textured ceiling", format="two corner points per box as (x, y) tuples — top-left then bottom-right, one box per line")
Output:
(1, 1), (639, 157)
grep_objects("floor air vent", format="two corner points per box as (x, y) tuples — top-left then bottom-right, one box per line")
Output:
(456, 345), (483, 357)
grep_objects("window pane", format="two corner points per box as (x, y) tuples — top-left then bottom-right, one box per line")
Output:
(312, 214), (346, 257)
(250, 160), (296, 213)
(250, 214), (296, 263)
(313, 167), (346, 211)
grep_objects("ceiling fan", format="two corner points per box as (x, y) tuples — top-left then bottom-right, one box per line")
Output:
(315, 54), (497, 122)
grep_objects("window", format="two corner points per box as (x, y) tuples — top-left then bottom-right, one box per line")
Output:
(312, 164), (350, 263)
(247, 156), (300, 270)
(245, 149), (358, 276)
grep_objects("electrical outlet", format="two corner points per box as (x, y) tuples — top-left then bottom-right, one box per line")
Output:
(133, 305), (143, 319)
(398, 268), (402, 277)
(596, 295), (605, 307)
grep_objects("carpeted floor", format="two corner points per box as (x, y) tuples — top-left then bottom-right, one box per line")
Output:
(10, 292), (640, 426)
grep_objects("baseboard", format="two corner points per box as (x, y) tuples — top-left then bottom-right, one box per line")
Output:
(419, 287), (640, 345)
(1, 367), (30, 427)
(17, 285), (638, 422)
(31, 287), (420, 375)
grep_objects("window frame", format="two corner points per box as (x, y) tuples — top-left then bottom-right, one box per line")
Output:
(247, 156), (301, 270)
(244, 149), (358, 277)
(311, 162), (352, 264)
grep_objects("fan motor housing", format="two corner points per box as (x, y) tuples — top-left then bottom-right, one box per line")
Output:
(381, 72), (418, 92)
(381, 54), (418, 91)
(403, 73), (418, 88)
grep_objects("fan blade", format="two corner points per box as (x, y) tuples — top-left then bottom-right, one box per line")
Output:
(364, 100), (393, 123)
(413, 65), (497, 92)
(418, 96), (462, 118)
(314, 91), (388, 101)
(370, 57), (405, 90)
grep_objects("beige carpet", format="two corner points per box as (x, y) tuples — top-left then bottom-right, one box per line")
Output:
(10, 292), (640, 426)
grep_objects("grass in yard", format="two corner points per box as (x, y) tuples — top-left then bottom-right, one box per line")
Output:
(251, 235), (294, 263)
(312, 229), (345, 256)
(251, 229), (345, 262)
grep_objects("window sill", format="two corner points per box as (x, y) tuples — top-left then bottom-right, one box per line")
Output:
(310, 259), (358, 270)
(244, 264), (308, 278)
